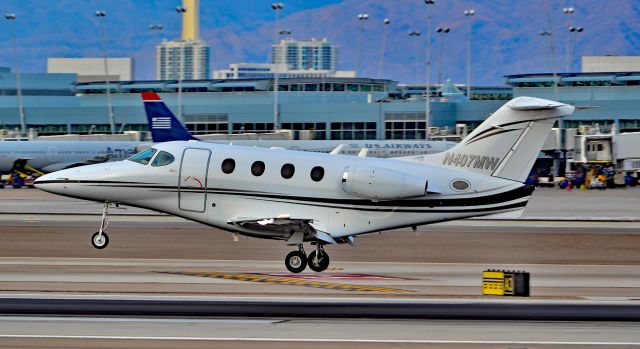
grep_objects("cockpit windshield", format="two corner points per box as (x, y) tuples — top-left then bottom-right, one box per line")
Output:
(151, 151), (175, 167)
(127, 148), (157, 165)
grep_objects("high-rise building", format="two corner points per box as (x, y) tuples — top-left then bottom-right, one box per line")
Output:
(156, 0), (210, 80)
(272, 38), (338, 73)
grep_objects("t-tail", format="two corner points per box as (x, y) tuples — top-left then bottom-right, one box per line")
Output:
(423, 96), (575, 182)
(141, 92), (198, 142)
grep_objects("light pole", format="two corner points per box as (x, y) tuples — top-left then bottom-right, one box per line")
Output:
(464, 9), (475, 100)
(95, 10), (116, 134)
(436, 27), (450, 86)
(149, 24), (164, 88)
(4, 13), (25, 136)
(271, 2), (284, 131)
(539, 30), (559, 101)
(355, 13), (369, 76)
(424, 0), (435, 140)
(279, 29), (292, 39)
(562, 7), (574, 72)
(175, 6), (187, 122)
(568, 26), (583, 72)
(377, 18), (391, 78)
(408, 31), (421, 84)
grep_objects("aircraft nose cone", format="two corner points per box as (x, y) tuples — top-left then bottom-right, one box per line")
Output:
(34, 168), (78, 194)
(34, 163), (114, 201)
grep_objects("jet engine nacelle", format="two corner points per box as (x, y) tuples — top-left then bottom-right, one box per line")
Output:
(341, 165), (428, 201)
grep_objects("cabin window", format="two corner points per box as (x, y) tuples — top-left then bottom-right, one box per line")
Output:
(221, 158), (236, 174)
(310, 166), (324, 182)
(281, 163), (295, 179)
(151, 151), (175, 167)
(128, 148), (157, 165)
(251, 161), (265, 176)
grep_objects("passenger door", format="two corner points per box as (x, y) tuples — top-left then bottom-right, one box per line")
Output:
(178, 148), (211, 212)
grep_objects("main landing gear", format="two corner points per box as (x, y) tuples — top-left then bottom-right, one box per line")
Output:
(284, 243), (330, 273)
(91, 202), (111, 249)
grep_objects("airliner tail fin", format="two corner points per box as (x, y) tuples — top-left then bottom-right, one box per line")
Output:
(141, 92), (198, 142)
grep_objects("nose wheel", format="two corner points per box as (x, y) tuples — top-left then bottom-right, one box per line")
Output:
(91, 231), (109, 249)
(92, 202), (111, 250)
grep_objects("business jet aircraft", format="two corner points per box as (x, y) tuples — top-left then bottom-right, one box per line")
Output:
(142, 92), (456, 157)
(35, 96), (574, 273)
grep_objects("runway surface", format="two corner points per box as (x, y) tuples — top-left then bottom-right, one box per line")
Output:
(1, 188), (640, 348)
(1, 316), (638, 349)
(1, 257), (640, 299)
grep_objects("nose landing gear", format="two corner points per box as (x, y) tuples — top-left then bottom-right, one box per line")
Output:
(284, 243), (330, 273)
(91, 202), (111, 249)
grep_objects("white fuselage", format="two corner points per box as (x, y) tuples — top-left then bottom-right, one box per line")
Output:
(35, 141), (531, 241)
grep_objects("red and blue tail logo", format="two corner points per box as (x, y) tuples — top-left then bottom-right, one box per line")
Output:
(141, 92), (198, 142)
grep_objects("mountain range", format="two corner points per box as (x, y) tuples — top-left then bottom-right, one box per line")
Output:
(0, 0), (638, 85)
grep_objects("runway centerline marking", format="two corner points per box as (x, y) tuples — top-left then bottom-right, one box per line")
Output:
(159, 271), (413, 293)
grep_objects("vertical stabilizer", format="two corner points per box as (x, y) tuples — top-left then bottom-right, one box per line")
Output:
(423, 97), (574, 182)
(141, 92), (198, 142)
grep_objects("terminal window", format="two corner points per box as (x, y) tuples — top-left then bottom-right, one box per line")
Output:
(385, 112), (427, 140)
(184, 114), (228, 135)
(330, 122), (376, 140)
(281, 122), (326, 140)
(232, 123), (275, 134)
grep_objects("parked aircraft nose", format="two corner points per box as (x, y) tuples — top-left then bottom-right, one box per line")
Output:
(34, 163), (111, 200)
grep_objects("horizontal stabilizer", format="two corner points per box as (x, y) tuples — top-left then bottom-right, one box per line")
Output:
(509, 98), (565, 110)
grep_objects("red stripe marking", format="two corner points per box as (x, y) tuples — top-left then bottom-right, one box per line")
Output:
(141, 92), (162, 101)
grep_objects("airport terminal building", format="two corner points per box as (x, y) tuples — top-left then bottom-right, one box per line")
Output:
(0, 69), (639, 141)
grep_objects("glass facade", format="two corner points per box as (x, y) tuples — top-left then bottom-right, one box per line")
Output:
(184, 113), (228, 135)
(232, 123), (275, 134)
(330, 122), (376, 140)
(385, 112), (427, 140)
(281, 122), (327, 140)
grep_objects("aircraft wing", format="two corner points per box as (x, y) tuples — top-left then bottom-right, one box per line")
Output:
(227, 216), (344, 245)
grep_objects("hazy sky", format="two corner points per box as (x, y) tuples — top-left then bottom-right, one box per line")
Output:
(0, 0), (637, 85)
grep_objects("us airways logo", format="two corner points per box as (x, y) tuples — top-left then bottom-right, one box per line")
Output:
(364, 143), (432, 149)
(443, 152), (500, 170)
(151, 116), (172, 129)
